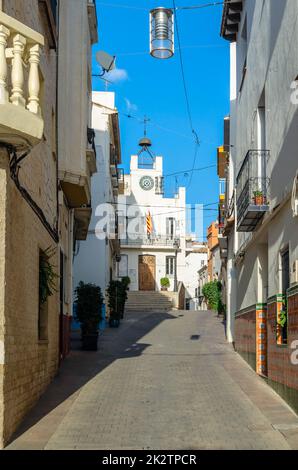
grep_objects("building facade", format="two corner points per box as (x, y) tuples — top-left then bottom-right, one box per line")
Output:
(198, 264), (208, 310)
(207, 221), (220, 281)
(74, 91), (122, 299)
(0, 0), (97, 447)
(118, 142), (207, 308)
(221, 0), (298, 411)
(58, 0), (98, 354)
(0, 0), (59, 447)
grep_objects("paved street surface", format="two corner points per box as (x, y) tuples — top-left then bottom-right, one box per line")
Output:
(7, 310), (298, 450)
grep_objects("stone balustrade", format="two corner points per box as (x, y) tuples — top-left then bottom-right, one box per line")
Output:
(0, 11), (44, 148)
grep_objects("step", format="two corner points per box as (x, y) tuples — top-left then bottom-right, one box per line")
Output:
(125, 305), (172, 311)
(125, 290), (174, 312)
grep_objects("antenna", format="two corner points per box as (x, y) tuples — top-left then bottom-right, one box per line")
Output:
(94, 50), (116, 77)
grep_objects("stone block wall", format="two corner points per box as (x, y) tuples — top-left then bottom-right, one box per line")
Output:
(0, 0), (60, 447)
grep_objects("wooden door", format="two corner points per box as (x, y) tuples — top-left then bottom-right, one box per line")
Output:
(139, 255), (156, 291)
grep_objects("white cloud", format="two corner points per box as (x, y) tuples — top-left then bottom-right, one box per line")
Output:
(124, 97), (138, 113)
(105, 67), (129, 83)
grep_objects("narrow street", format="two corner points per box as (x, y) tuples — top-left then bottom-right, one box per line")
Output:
(7, 310), (298, 450)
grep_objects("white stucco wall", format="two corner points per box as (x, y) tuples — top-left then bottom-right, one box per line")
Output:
(226, 1), (298, 321)
(74, 92), (116, 295)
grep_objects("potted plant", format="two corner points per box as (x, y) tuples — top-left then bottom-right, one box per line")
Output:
(107, 280), (122, 327)
(160, 277), (170, 291)
(120, 276), (131, 319)
(75, 282), (103, 351)
(253, 190), (265, 205)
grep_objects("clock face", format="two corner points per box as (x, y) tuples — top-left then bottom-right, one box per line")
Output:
(139, 175), (154, 191)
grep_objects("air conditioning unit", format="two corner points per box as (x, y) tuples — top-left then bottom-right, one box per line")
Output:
(291, 260), (298, 285)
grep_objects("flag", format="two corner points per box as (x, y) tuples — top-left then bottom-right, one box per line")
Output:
(146, 211), (153, 236)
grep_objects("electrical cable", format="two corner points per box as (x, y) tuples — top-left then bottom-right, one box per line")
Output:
(98, 2), (233, 12)
(172, 0), (200, 189)
(164, 164), (216, 177)
(111, 201), (218, 210)
(5, 145), (59, 243)
(116, 44), (226, 57)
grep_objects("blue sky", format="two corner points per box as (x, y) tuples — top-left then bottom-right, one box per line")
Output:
(92, 0), (230, 237)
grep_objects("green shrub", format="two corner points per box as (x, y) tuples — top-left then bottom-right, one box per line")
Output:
(160, 277), (170, 288)
(202, 281), (223, 312)
(121, 276), (131, 290)
(75, 282), (103, 334)
(107, 277), (130, 320)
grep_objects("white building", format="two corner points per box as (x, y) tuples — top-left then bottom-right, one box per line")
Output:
(74, 92), (121, 296)
(220, 0), (298, 410)
(118, 142), (207, 309)
(198, 265), (208, 310)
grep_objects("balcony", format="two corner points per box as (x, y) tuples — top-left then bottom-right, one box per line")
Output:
(60, 127), (94, 208)
(121, 235), (180, 249)
(221, 0), (243, 42)
(218, 234), (228, 259)
(236, 150), (270, 232)
(74, 207), (92, 240)
(0, 11), (44, 150)
(218, 199), (226, 233)
(87, 127), (97, 175)
(118, 168), (125, 195)
(217, 146), (228, 178)
(87, 0), (98, 45)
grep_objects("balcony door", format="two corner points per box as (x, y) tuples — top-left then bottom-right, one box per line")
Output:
(257, 90), (266, 188)
(166, 217), (175, 240)
(139, 255), (156, 291)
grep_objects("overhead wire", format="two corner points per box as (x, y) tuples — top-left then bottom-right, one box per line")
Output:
(95, 0), (225, 188)
(172, 0), (200, 189)
(97, 2), (232, 12)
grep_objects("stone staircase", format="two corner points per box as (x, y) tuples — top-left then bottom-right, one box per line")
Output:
(125, 291), (174, 312)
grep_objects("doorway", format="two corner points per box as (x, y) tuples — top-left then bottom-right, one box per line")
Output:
(139, 255), (156, 291)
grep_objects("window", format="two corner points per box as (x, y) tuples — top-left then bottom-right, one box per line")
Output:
(166, 256), (175, 276)
(155, 176), (164, 195)
(38, 0), (57, 49)
(277, 248), (290, 345)
(38, 250), (49, 341)
(118, 255), (128, 278)
(50, 0), (57, 24)
(166, 217), (175, 240)
(257, 90), (266, 150)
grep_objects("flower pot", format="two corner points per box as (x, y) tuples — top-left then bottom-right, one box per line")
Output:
(254, 195), (264, 205)
(109, 318), (120, 328)
(161, 287), (168, 291)
(82, 332), (98, 351)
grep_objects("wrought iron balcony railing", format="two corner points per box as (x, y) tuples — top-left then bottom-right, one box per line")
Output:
(120, 235), (180, 248)
(236, 150), (270, 232)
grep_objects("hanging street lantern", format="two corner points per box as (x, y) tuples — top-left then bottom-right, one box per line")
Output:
(150, 7), (174, 59)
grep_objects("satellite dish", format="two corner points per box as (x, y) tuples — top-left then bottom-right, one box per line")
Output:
(96, 51), (116, 75)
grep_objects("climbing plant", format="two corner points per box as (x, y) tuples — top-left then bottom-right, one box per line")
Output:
(39, 247), (59, 305)
(202, 280), (223, 312)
